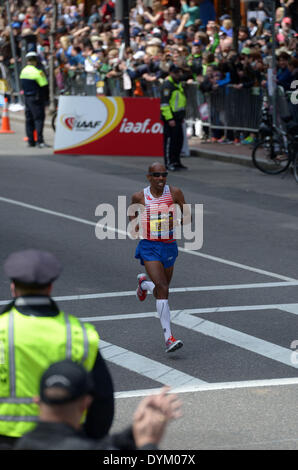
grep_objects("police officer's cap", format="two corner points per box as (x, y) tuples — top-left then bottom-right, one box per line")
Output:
(26, 51), (38, 59)
(4, 249), (62, 286)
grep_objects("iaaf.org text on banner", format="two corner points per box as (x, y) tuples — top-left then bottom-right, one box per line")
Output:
(95, 197), (204, 251)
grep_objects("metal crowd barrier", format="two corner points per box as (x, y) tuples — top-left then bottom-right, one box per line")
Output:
(284, 90), (298, 124)
(0, 62), (22, 102)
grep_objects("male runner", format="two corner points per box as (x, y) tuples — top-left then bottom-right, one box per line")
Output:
(129, 162), (191, 353)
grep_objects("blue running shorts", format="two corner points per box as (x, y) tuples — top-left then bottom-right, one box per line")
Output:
(135, 239), (178, 268)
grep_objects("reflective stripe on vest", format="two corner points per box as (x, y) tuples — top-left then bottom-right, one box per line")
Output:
(0, 306), (98, 436)
(2, 311), (88, 404)
(0, 415), (39, 422)
(168, 76), (186, 113)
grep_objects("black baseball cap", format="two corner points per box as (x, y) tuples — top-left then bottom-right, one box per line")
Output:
(4, 249), (62, 286)
(40, 360), (94, 405)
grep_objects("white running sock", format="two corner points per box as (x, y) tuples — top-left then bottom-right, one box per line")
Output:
(141, 280), (155, 293)
(156, 299), (172, 341)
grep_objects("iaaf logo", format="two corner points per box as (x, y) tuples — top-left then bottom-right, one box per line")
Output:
(61, 114), (102, 131)
(119, 118), (163, 134)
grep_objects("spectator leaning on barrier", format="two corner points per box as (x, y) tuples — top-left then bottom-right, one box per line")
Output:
(15, 360), (182, 451)
(0, 249), (114, 450)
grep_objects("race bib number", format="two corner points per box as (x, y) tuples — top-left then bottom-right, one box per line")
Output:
(150, 212), (173, 236)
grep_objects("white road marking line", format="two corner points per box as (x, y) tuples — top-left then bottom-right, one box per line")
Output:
(1, 281), (297, 306)
(79, 303), (298, 322)
(279, 305), (298, 315)
(99, 340), (205, 387)
(0, 195), (296, 282)
(168, 281), (298, 292)
(84, 312), (156, 322)
(115, 377), (298, 398)
(0, 196), (125, 235)
(178, 246), (297, 282)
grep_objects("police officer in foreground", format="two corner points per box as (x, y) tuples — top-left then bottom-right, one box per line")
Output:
(0, 249), (114, 449)
(20, 52), (49, 148)
(160, 64), (188, 172)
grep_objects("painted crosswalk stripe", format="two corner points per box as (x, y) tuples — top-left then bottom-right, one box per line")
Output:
(99, 340), (205, 387)
(80, 303), (298, 322)
(171, 312), (298, 369)
(115, 377), (298, 398)
(178, 246), (296, 282)
(1, 282), (298, 306)
(279, 305), (298, 315)
(82, 304), (298, 370)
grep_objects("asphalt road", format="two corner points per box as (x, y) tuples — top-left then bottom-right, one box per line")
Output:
(0, 118), (298, 450)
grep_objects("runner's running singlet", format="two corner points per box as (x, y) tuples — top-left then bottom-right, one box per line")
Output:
(141, 185), (176, 242)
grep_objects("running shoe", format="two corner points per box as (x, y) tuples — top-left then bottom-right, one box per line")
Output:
(165, 336), (183, 353)
(242, 136), (255, 145)
(136, 273), (147, 301)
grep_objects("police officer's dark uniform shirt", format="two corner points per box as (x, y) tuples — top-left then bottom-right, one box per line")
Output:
(15, 422), (139, 450)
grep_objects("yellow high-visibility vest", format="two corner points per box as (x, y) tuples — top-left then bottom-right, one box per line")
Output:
(0, 303), (99, 437)
(160, 76), (187, 121)
(20, 65), (48, 87)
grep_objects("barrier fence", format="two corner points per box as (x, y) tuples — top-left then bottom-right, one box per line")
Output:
(1, 64), (297, 133)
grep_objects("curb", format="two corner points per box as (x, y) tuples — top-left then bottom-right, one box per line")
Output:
(189, 147), (254, 168)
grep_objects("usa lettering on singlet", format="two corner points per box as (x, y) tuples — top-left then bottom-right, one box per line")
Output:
(140, 185), (176, 242)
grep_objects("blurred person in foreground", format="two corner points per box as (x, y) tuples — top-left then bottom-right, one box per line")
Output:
(0, 249), (114, 449)
(15, 360), (181, 450)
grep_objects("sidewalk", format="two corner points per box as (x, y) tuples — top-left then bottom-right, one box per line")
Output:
(6, 107), (53, 129)
(188, 136), (254, 168)
(6, 108), (255, 167)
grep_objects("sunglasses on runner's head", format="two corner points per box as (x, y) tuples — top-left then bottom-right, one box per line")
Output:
(149, 172), (168, 177)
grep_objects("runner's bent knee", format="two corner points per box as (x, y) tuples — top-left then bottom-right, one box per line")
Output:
(154, 281), (169, 299)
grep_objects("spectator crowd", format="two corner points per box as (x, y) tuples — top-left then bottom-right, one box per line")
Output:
(0, 0), (297, 142)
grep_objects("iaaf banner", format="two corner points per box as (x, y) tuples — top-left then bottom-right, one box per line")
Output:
(54, 96), (163, 156)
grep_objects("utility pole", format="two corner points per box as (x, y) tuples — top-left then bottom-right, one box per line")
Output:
(231, 0), (241, 53)
(49, 0), (58, 113)
(116, 0), (130, 48)
(5, 0), (22, 104)
(123, 0), (130, 48)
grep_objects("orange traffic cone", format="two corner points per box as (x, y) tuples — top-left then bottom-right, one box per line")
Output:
(0, 97), (15, 134)
(24, 130), (37, 142)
